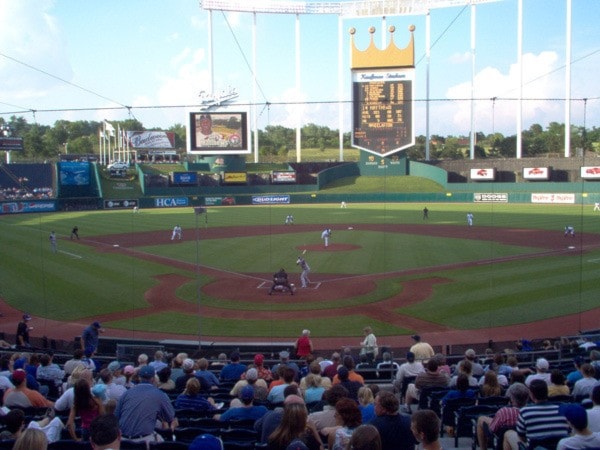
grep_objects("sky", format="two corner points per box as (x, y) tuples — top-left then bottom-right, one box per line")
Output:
(0, 0), (599, 138)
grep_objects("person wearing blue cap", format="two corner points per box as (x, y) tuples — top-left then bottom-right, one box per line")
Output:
(557, 403), (600, 450)
(217, 385), (268, 422)
(115, 364), (178, 445)
(81, 321), (104, 355)
(16, 314), (32, 348)
(189, 433), (224, 450)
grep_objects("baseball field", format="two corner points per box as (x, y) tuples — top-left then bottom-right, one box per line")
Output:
(1, 202), (599, 350)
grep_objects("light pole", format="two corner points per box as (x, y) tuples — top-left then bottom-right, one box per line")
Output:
(194, 207), (207, 349)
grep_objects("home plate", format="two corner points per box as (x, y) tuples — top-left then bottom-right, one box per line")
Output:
(568, 246), (575, 249)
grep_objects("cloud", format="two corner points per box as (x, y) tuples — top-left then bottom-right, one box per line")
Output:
(448, 51), (471, 65)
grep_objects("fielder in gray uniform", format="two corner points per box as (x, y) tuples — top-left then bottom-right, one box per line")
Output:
(296, 255), (311, 288)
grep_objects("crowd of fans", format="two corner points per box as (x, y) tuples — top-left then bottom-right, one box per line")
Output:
(0, 331), (598, 450)
(0, 187), (53, 201)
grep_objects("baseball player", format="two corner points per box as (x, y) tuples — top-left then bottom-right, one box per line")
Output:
(70, 225), (79, 240)
(594, 203), (600, 211)
(466, 212), (474, 227)
(321, 228), (332, 247)
(296, 255), (311, 288)
(564, 225), (575, 237)
(285, 215), (294, 225)
(171, 225), (182, 241)
(49, 231), (57, 253)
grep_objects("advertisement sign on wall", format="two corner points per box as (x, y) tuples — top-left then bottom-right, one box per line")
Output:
(531, 193), (575, 204)
(104, 199), (139, 209)
(154, 197), (188, 208)
(470, 168), (496, 181)
(474, 193), (508, 203)
(272, 172), (297, 184)
(523, 167), (550, 180)
(581, 167), (600, 179)
(252, 195), (290, 205)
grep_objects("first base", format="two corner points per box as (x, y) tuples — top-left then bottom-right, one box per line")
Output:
(113, 244), (119, 247)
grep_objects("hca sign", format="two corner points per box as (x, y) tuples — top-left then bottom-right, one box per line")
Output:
(155, 197), (188, 208)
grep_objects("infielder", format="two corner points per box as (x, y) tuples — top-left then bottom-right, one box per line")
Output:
(466, 212), (474, 227)
(594, 203), (600, 211)
(285, 215), (294, 225)
(171, 225), (182, 241)
(321, 228), (332, 247)
(296, 254), (311, 288)
(565, 225), (575, 237)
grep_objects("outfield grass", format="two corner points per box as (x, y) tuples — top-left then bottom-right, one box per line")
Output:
(0, 202), (597, 338)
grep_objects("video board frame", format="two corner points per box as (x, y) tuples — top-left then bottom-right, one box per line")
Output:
(186, 109), (250, 155)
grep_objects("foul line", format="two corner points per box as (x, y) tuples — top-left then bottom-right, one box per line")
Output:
(59, 250), (82, 259)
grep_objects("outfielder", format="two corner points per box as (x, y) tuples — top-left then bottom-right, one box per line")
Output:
(594, 203), (600, 211)
(171, 225), (182, 241)
(466, 212), (474, 227)
(321, 228), (332, 247)
(296, 254), (311, 288)
(285, 215), (294, 225)
(49, 231), (57, 253)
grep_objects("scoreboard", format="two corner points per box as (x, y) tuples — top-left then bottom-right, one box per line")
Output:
(352, 70), (414, 157)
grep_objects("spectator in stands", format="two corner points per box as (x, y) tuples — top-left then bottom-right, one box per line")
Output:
(300, 361), (331, 392)
(3, 369), (53, 408)
(57, 366), (93, 411)
(0, 409), (25, 441)
(441, 373), (477, 406)
(433, 353), (451, 376)
(308, 384), (350, 435)
(588, 385), (600, 432)
(89, 414), (121, 450)
(404, 358), (450, 409)
(156, 366), (175, 392)
(255, 386), (302, 443)
(394, 351), (424, 396)
(268, 366), (297, 405)
(170, 352), (187, 382)
(302, 373), (327, 404)
(503, 379), (570, 450)
(149, 350), (168, 373)
(195, 357), (220, 389)
(63, 349), (86, 375)
(348, 424), (381, 450)
(220, 351), (247, 382)
(268, 401), (322, 450)
(294, 329), (314, 359)
(12, 428), (48, 450)
(449, 359), (478, 388)
(67, 378), (104, 441)
(572, 363), (598, 399)
(476, 382), (529, 450)
(566, 356), (585, 385)
(245, 353), (272, 383)
(98, 368), (126, 402)
(375, 352), (400, 380)
(323, 397), (362, 450)
(548, 369), (570, 397)
(336, 366), (363, 402)
(175, 358), (200, 392)
(36, 353), (64, 391)
(590, 350), (600, 374)
(409, 335), (435, 362)
(557, 404), (600, 450)
(369, 391), (417, 450)
(332, 356), (364, 385)
(480, 370), (503, 397)
(174, 377), (217, 412)
(524, 358), (551, 386)
(358, 386), (375, 424)
(272, 351), (300, 382)
(494, 354), (513, 378)
(231, 367), (267, 398)
(122, 365), (135, 388)
(218, 385), (268, 422)
(322, 352), (341, 380)
(115, 365), (178, 445)
(210, 353), (227, 372)
(455, 349), (484, 378)
(13, 355), (41, 392)
(81, 321), (104, 355)
(411, 410), (442, 450)
(106, 361), (125, 386)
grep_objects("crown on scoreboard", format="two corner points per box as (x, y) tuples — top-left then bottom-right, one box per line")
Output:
(350, 25), (415, 70)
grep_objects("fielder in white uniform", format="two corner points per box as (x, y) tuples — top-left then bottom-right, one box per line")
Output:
(565, 226), (575, 237)
(321, 228), (332, 247)
(171, 225), (182, 241)
(594, 203), (600, 211)
(285, 215), (294, 225)
(296, 256), (311, 288)
(466, 213), (474, 227)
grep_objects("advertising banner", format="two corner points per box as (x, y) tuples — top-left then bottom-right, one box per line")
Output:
(171, 172), (198, 185)
(531, 193), (575, 204)
(205, 196), (235, 206)
(104, 199), (139, 209)
(523, 167), (550, 180)
(581, 167), (600, 179)
(59, 162), (90, 186)
(154, 197), (188, 208)
(272, 172), (297, 184)
(470, 168), (495, 180)
(223, 172), (247, 184)
(126, 131), (175, 149)
(252, 195), (290, 205)
(1, 201), (56, 214)
(474, 193), (508, 203)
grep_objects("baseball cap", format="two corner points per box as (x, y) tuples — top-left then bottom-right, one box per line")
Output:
(189, 434), (224, 450)
(139, 365), (156, 379)
(406, 351), (415, 360)
(254, 354), (264, 365)
(123, 365), (135, 375)
(279, 350), (290, 359)
(240, 385), (254, 401)
(536, 358), (549, 370)
(337, 366), (349, 379)
(465, 349), (476, 358)
(246, 368), (258, 381)
(182, 358), (195, 371)
(411, 335), (421, 342)
(92, 383), (107, 401)
(13, 358), (26, 370)
(11, 369), (26, 384)
(22, 314), (31, 321)
(107, 361), (122, 373)
(559, 403), (587, 430)
(92, 321), (102, 328)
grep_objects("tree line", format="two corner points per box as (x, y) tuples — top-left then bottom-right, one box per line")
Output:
(0, 115), (597, 161)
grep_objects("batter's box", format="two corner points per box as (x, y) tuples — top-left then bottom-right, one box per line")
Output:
(302, 282), (321, 290)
